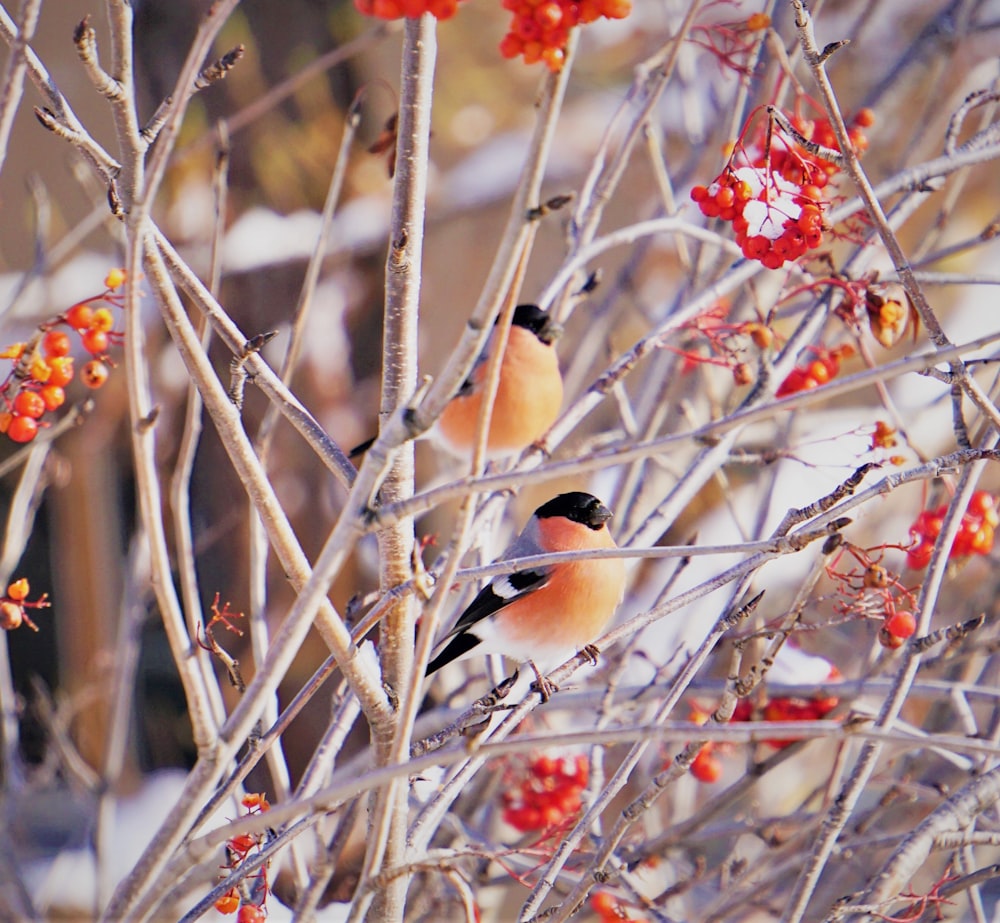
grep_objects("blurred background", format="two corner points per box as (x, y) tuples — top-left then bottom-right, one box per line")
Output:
(1, 0), (1000, 919)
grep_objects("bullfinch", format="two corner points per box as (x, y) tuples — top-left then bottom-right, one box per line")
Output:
(425, 492), (626, 683)
(351, 304), (563, 460)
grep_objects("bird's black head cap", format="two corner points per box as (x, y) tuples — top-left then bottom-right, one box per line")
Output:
(510, 304), (562, 345)
(534, 491), (612, 530)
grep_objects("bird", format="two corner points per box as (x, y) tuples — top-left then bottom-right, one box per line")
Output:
(425, 492), (627, 692)
(350, 304), (563, 460)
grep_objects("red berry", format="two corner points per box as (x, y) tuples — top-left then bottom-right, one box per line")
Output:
(428, 0), (458, 18)
(906, 541), (933, 570)
(691, 746), (722, 783)
(499, 32), (523, 57)
(885, 610), (916, 639)
(236, 906), (267, 923)
(7, 415), (37, 443)
(700, 198), (722, 218)
(969, 491), (998, 522)
(13, 390), (45, 419)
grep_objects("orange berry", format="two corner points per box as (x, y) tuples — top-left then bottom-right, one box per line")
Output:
(7, 415), (38, 443)
(746, 11), (770, 30)
(40, 385), (65, 411)
(0, 412), (9, 433)
(48, 357), (74, 388)
(42, 330), (71, 358)
(81, 360), (109, 389)
(807, 360), (831, 384)
(214, 890), (240, 915)
(600, 0), (631, 18)
(104, 268), (127, 289)
(0, 601), (23, 630)
(82, 329), (109, 356)
(747, 323), (773, 350)
(13, 390), (45, 419)
(854, 108), (875, 128)
(89, 307), (115, 333)
(241, 792), (270, 811)
(541, 46), (566, 71)
(7, 578), (29, 601)
(64, 303), (93, 331)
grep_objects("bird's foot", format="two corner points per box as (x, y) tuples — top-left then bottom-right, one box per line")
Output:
(474, 670), (520, 714)
(527, 660), (558, 702)
(580, 643), (601, 666)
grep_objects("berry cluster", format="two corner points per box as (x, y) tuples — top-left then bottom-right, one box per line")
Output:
(502, 753), (588, 833)
(691, 166), (823, 269)
(0, 578), (49, 632)
(214, 793), (272, 920)
(688, 670), (842, 782)
(775, 344), (854, 397)
(752, 679), (841, 749)
(591, 890), (649, 922)
(907, 491), (998, 570)
(500, 0), (633, 72)
(691, 107), (873, 269)
(768, 110), (872, 186)
(0, 270), (124, 444)
(352, 0), (468, 20)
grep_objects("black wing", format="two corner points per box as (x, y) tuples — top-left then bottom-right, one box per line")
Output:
(448, 568), (549, 637)
(425, 568), (549, 676)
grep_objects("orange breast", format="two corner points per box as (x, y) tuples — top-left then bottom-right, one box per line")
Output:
(437, 327), (562, 456)
(496, 516), (625, 649)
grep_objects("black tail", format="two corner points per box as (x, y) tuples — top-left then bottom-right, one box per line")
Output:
(349, 435), (375, 459)
(426, 631), (481, 676)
